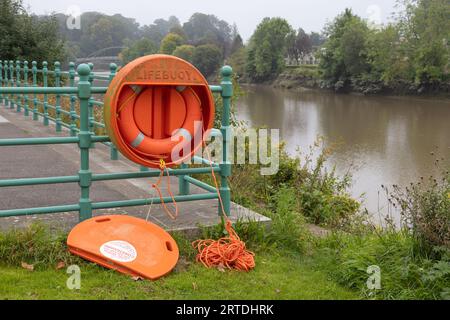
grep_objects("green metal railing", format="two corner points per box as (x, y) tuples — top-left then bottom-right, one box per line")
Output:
(0, 59), (232, 222)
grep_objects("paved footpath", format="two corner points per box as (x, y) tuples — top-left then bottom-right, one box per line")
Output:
(0, 105), (269, 233)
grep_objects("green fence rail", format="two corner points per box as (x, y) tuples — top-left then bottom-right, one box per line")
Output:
(0, 59), (232, 222)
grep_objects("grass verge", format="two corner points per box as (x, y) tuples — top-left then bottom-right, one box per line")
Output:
(0, 225), (357, 300)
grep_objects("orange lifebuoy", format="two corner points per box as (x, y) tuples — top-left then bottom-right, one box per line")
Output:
(104, 55), (215, 168)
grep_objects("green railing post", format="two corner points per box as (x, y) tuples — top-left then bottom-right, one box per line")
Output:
(77, 64), (93, 222)
(23, 61), (29, 117)
(109, 63), (119, 160)
(2, 60), (8, 106)
(0, 61), (3, 105)
(219, 66), (233, 217)
(9, 60), (14, 109)
(69, 62), (77, 136)
(15, 60), (21, 113)
(42, 61), (49, 126)
(32, 61), (38, 121)
(6, 60), (11, 107)
(88, 63), (96, 149)
(179, 163), (190, 195)
(4, 60), (9, 107)
(54, 62), (62, 132)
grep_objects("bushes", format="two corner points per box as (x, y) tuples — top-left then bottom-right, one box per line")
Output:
(316, 164), (450, 300)
(228, 137), (361, 229)
(386, 165), (450, 252)
(317, 231), (450, 300)
(267, 187), (310, 252)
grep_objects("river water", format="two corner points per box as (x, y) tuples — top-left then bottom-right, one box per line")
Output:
(236, 85), (450, 223)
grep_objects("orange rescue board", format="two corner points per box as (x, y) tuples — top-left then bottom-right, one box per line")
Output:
(67, 215), (179, 280)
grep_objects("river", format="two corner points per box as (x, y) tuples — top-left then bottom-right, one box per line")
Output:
(236, 85), (450, 224)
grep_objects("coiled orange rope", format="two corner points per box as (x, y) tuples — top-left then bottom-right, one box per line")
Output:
(191, 145), (256, 272)
(192, 220), (255, 271)
(147, 149), (255, 272)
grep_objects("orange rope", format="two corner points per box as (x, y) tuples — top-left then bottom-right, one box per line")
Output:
(191, 143), (256, 272)
(151, 159), (179, 221)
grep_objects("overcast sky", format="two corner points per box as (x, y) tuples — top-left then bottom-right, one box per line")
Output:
(24, 0), (399, 40)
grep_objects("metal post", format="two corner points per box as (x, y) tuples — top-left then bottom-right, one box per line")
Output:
(32, 61), (38, 121)
(42, 61), (49, 126)
(15, 60), (21, 112)
(54, 62), (62, 132)
(0, 61), (3, 105)
(69, 62), (77, 136)
(9, 61), (14, 109)
(109, 63), (119, 160)
(219, 66), (233, 216)
(88, 63), (95, 149)
(179, 163), (190, 195)
(77, 64), (93, 222)
(2, 60), (8, 106)
(23, 61), (29, 117)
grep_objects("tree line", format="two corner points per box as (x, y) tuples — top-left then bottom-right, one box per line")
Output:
(1, 0), (448, 92)
(318, 0), (449, 93)
(238, 0), (449, 93)
(56, 12), (243, 78)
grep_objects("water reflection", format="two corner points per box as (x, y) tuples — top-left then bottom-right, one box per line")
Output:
(236, 85), (450, 222)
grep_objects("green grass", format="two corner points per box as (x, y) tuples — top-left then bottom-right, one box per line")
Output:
(0, 224), (357, 300)
(0, 245), (357, 300)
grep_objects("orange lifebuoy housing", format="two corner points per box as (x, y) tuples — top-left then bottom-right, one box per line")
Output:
(104, 55), (215, 168)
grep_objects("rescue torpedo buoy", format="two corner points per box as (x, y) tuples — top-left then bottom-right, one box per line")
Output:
(67, 215), (179, 280)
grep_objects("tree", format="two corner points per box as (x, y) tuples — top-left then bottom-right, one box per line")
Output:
(169, 25), (187, 41)
(0, 0), (66, 63)
(230, 33), (244, 55)
(192, 44), (222, 78)
(60, 12), (139, 57)
(87, 17), (115, 51)
(229, 23), (244, 55)
(286, 30), (299, 64)
(172, 45), (195, 62)
(309, 32), (326, 48)
(140, 16), (181, 46)
(396, 0), (450, 84)
(228, 47), (247, 79)
(159, 33), (184, 55)
(246, 17), (292, 82)
(318, 9), (371, 88)
(296, 29), (313, 60)
(120, 38), (157, 64)
(366, 25), (410, 83)
(183, 13), (233, 56)
(286, 28), (313, 64)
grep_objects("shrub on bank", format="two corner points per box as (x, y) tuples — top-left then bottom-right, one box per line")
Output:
(317, 230), (450, 300)
(386, 164), (450, 252)
(229, 137), (361, 229)
(316, 163), (450, 300)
